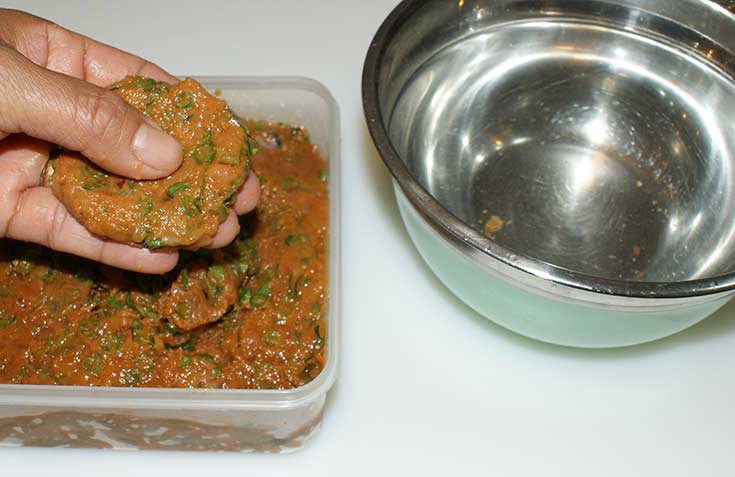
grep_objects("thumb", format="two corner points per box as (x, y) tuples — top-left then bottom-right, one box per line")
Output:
(0, 43), (182, 179)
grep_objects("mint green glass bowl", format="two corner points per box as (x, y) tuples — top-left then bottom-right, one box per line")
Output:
(395, 185), (731, 347)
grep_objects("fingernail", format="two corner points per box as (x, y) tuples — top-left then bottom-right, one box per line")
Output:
(132, 120), (183, 178)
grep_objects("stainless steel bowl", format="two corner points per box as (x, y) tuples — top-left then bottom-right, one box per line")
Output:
(363, 0), (735, 347)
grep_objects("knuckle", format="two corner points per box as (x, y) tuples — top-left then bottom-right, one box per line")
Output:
(3, 187), (30, 240)
(0, 192), (18, 238)
(46, 199), (69, 251)
(0, 188), (19, 239)
(0, 43), (25, 78)
(76, 89), (128, 145)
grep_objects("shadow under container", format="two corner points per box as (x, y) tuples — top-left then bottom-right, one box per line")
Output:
(0, 77), (341, 452)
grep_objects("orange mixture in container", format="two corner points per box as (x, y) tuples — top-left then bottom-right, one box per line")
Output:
(0, 120), (329, 389)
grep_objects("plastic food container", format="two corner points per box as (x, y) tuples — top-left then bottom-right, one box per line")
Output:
(0, 77), (341, 452)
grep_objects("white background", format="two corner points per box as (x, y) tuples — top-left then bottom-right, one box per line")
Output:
(3, 1), (734, 475)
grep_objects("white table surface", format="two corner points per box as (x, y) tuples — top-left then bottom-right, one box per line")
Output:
(3, 1), (734, 475)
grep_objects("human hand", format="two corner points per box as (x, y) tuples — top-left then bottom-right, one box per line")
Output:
(0, 9), (260, 273)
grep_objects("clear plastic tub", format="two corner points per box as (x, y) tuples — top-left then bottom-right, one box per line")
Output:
(0, 77), (341, 452)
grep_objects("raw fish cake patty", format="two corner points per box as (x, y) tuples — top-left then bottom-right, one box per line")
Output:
(45, 77), (256, 249)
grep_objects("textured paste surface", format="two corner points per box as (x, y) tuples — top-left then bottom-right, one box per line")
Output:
(45, 76), (256, 249)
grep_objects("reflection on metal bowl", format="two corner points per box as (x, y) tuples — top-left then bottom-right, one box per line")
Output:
(363, 0), (735, 347)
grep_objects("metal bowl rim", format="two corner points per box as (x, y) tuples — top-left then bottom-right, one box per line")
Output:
(362, 0), (735, 299)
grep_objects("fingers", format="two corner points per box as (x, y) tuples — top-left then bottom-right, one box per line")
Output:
(0, 8), (176, 86)
(0, 137), (178, 273)
(198, 173), (260, 249)
(0, 10), (260, 260)
(4, 186), (178, 274)
(196, 173), (259, 249)
(232, 172), (261, 215)
(0, 9), (182, 181)
(204, 210), (241, 249)
(0, 45), (182, 180)
(0, 134), (52, 238)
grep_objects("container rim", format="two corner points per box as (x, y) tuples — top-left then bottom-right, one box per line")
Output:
(362, 0), (735, 300)
(0, 75), (341, 411)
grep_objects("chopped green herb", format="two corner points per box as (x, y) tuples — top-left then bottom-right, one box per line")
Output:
(221, 310), (239, 330)
(180, 199), (192, 217)
(121, 369), (140, 385)
(193, 130), (216, 206)
(144, 238), (164, 249)
(181, 340), (196, 352)
(0, 311), (16, 329)
(193, 130), (215, 165)
(106, 295), (123, 309)
(236, 261), (248, 275)
(138, 197), (154, 215)
(82, 181), (103, 190)
(79, 317), (99, 338)
(131, 324), (153, 346)
(218, 144), (244, 165)
(285, 234), (310, 246)
(175, 301), (193, 319)
(193, 353), (222, 377)
(83, 353), (105, 374)
(231, 117), (258, 159)
(289, 273), (311, 299)
(301, 362), (318, 383)
(101, 332), (123, 354)
(0, 283), (14, 297)
(262, 330), (281, 347)
(163, 321), (180, 335)
(36, 369), (53, 382)
(238, 286), (252, 306)
(84, 164), (109, 178)
(126, 292), (157, 320)
(251, 283), (270, 307)
(167, 182), (190, 198)
(314, 324), (324, 349)
(282, 177), (299, 191)
(174, 90), (195, 109)
(179, 356), (192, 367)
(131, 76), (157, 92)
(209, 264), (226, 282)
(246, 138), (257, 158)
(12, 259), (35, 276)
(130, 76), (168, 95)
